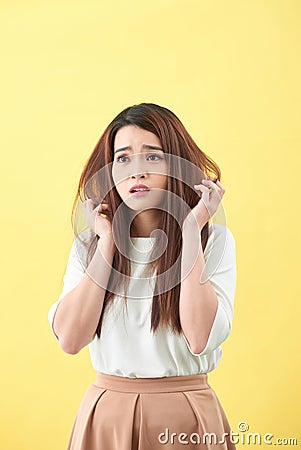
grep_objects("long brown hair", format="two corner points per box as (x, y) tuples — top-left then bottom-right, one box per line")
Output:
(71, 103), (221, 339)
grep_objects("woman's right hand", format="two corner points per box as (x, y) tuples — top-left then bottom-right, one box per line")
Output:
(81, 199), (113, 238)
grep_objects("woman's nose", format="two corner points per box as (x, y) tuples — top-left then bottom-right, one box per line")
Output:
(130, 154), (148, 177)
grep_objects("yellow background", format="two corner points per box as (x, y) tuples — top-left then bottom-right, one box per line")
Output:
(0, 1), (300, 449)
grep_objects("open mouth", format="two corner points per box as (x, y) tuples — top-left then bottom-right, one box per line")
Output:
(130, 188), (150, 192)
(129, 189), (150, 196)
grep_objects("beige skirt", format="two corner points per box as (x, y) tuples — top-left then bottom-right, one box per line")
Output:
(67, 372), (236, 450)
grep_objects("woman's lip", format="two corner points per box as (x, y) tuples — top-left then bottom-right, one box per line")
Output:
(130, 190), (150, 196)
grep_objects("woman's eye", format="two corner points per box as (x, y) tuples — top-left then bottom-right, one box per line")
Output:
(148, 154), (164, 161)
(115, 154), (164, 163)
(115, 155), (128, 163)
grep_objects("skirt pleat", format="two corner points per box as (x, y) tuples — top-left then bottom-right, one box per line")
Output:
(66, 372), (236, 450)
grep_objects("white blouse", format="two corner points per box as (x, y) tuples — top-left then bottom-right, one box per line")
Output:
(48, 223), (237, 378)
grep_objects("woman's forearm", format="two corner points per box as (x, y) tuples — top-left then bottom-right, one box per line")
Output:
(179, 223), (218, 354)
(53, 237), (115, 354)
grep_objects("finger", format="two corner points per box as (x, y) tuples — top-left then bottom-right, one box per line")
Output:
(215, 180), (225, 191)
(100, 203), (110, 210)
(94, 202), (110, 211)
(194, 184), (211, 196)
(194, 184), (210, 193)
(93, 204), (105, 214)
(194, 184), (210, 202)
(204, 180), (224, 197)
(96, 204), (110, 215)
(195, 183), (214, 197)
(208, 177), (225, 191)
(202, 179), (219, 192)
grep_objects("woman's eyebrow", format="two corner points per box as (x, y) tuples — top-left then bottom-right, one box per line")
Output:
(114, 145), (164, 154)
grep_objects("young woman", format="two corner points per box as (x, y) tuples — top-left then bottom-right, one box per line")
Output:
(48, 102), (237, 449)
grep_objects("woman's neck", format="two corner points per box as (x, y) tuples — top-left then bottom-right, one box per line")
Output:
(130, 209), (161, 238)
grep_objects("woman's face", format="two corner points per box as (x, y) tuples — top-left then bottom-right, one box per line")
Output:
(112, 125), (169, 211)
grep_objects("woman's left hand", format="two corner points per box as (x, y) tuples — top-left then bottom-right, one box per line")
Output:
(183, 176), (226, 230)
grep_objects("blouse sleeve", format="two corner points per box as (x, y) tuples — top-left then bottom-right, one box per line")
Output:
(182, 223), (237, 357)
(47, 233), (88, 340)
